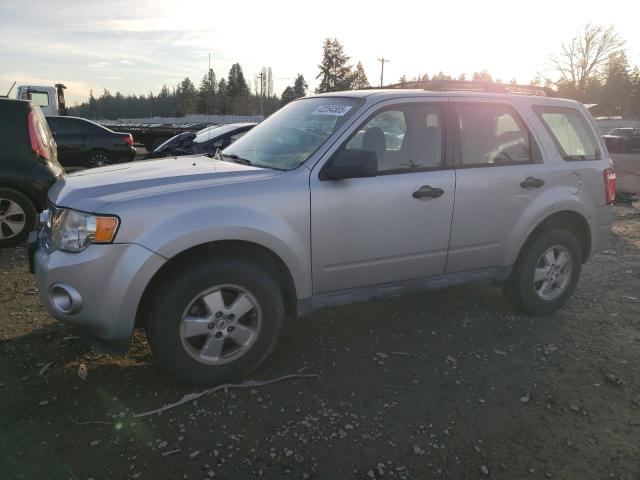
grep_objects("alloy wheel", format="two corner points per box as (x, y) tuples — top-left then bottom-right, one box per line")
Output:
(0, 198), (26, 240)
(533, 245), (573, 301)
(179, 284), (262, 365)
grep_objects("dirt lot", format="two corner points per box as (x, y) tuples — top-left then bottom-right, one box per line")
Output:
(1, 154), (639, 480)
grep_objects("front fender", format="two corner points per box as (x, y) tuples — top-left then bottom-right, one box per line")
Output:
(131, 204), (312, 299)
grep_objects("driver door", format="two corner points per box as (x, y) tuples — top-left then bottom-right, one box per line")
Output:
(310, 100), (456, 295)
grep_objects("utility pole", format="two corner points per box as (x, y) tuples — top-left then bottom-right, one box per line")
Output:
(257, 72), (266, 117)
(378, 57), (390, 87)
(208, 53), (213, 115)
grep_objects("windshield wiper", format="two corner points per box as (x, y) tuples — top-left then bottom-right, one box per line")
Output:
(223, 153), (253, 166)
(212, 150), (253, 166)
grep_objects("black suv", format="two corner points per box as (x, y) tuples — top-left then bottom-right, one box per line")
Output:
(46, 116), (136, 169)
(0, 98), (64, 247)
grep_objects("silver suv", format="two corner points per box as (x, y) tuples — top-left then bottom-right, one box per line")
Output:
(30, 84), (616, 384)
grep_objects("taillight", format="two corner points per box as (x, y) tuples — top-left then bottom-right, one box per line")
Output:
(604, 168), (616, 205)
(123, 134), (133, 146)
(27, 110), (51, 160)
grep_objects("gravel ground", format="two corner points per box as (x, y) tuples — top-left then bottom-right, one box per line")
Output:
(0, 154), (639, 480)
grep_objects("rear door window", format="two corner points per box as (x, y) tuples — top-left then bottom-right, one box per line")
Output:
(456, 103), (534, 166)
(533, 106), (600, 160)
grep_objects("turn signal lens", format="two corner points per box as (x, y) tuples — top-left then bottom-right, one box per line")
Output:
(95, 217), (119, 242)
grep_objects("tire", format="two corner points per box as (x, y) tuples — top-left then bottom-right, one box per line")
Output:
(503, 228), (582, 315)
(0, 188), (36, 248)
(147, 258), (284, 385)
(87, 149), (113, 168)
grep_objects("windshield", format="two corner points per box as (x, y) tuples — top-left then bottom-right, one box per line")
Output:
(609, 128), (631, 137)
(194, 124), (237, 144)
(223, 97), (361, 170)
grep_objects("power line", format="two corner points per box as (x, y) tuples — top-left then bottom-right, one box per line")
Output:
(378, 57), (390, 87)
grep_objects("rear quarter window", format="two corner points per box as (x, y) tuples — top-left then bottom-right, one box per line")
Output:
(533, 106), (601, 161)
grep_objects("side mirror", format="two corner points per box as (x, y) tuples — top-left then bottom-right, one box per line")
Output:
(324, 149), (378, 180)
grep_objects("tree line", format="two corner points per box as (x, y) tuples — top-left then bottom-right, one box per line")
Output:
(69, 63), (294, 119)
(70, 29), (640, 120)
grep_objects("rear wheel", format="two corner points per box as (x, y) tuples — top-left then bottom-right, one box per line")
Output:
(504, 228), (581, 315)
(87, 149), (113, 168)
(147, 258), (284, 385)
(0, 188), (36, 248)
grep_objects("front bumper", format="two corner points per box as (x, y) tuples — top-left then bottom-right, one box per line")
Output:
(31, 234), (165, 352)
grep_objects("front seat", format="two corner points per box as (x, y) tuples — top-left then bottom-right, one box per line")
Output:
(362, 127), (386, 169)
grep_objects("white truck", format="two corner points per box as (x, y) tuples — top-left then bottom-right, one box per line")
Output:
(15, 84), (67, 116)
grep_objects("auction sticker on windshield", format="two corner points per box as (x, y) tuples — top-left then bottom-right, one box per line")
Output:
(311, 105), (353, 116)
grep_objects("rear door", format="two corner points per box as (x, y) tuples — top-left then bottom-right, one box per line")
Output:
(446, 99), (555, 273)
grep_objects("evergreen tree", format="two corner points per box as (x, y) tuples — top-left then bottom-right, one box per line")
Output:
(602, 52), (632, 116)
(293, 74), (308, 98)
(178, 77), (198, 115)
(198, 68), (217, 114)
(226, 63), (250, 98)
(217, 78), (228, 114)
(350, 62), (370, 89)
(281, 86), (297, 106)
(316, 38), (353, 93)
(630, 66), (640, 118)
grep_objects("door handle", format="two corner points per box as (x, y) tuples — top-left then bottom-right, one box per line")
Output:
(520, 177), (545, 189)
(412, 185), (444, 199)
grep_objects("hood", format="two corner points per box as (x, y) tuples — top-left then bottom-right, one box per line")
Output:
(48, 155), (284, 212)
(602, 134), (623, 140)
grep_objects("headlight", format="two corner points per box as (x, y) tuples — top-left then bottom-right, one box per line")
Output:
(48, 208), (119, 252)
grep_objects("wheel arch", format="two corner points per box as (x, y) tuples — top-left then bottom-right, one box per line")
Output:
(514, 210), (591, 266)
(0, 183), (42, 211)
(135, 239), (298, 330)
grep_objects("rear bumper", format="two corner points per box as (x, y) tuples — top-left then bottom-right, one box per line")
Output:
(114, 148), (136, 163)
(33, 238), (165, 352)
(589, 205), (615, 258)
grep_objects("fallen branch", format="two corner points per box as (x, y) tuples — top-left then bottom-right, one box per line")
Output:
(68, 414), (112, 426)
(133, 373), (320, 418)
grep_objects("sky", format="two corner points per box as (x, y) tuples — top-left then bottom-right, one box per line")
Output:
(1, 0), (639, 106)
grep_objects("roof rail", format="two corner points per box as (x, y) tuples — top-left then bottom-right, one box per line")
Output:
(380, 80), (557, 98)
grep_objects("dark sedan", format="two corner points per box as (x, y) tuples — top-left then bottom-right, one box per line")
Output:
(146, 122), (257, 159)
(603, 127), (640, 153)
(46, 116), (136, 169)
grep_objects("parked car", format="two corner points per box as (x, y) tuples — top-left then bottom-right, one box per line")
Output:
(30, 83), (615, 384)
(145, 122), (257, 159)
(603, 127), (640, 152)
(46, 116), (136, 169)
(0, 98), (64, 247)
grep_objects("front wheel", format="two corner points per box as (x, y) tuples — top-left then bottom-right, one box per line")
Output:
(147, 258), (284, 385)
(503, 228), (582, 315)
